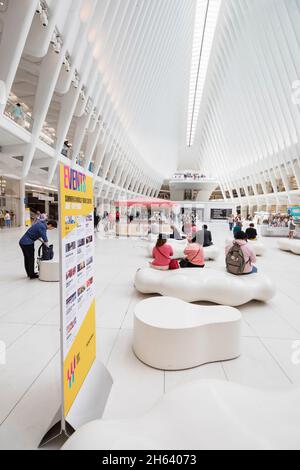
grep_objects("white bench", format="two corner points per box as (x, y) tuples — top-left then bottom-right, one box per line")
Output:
(134, 267), (275, 306)
(248, 239), (265, 256)
(278, 239), (300, 255)
(39, 260), (60, 282)
(133, 297), (241, 370)
(147, 240), (219, 261)
(261, 226), (300, 239)
(62, 379), (300, 450)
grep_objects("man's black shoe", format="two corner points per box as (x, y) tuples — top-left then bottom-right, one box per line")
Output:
(30, 274), (39, 279)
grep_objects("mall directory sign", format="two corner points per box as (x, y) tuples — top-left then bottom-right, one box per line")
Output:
(59, 163), (96, 419)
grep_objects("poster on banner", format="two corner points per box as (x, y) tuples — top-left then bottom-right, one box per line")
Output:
(59, 163), (96, 418)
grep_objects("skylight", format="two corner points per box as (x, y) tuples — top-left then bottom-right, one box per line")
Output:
(186, 0), (221, 147)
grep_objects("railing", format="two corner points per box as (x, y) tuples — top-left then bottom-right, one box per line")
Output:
(4, 98), (34, 132)
(170, 176), (217, 183)
(61, 145), (73, 159)
(40, 127), (57, 148)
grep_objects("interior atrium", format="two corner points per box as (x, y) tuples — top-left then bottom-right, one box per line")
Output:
(0, 0), (300, 452)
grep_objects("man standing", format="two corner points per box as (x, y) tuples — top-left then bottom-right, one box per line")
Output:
(228, 214), (234, 231)
(19, 220), (57, 279)
(288, 217), (296, 239)
(4, 211), (11, 228)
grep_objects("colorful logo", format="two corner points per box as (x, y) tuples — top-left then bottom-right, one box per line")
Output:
(67, 353), (80, 389)
(64, 166), (86, 192)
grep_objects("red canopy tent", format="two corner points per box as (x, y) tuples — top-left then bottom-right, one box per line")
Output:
(114, 198), (177, 208)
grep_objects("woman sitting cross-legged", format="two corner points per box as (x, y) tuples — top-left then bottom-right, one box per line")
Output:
(151, 234), (174, 271)
(180, 238), (205, 269)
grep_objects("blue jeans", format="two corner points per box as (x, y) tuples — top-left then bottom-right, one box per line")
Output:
(243, 266), (258, 275)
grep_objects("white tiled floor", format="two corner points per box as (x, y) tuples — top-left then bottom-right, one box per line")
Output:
(0, 223), (300, 449)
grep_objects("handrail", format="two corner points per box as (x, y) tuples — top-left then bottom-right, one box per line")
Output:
(40, 127), (57, 148)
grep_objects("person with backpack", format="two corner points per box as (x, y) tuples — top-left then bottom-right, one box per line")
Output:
(151, 234), (174, 271)
(180, 238), (205, 269)
(19, 220), (57, 279)
(226, 231), (257, 275)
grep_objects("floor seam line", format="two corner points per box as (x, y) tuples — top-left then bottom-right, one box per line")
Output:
(0, 349), (60, 428)
(258, 337), (294, 385)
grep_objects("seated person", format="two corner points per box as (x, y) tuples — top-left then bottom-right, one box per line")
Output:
(180, 239), (205, 269)
(192, 225), (213, 247)
(245, 223), (258, 240)
(233, 222), (242, 236)
(226, 231), (257, 275)
(202, 224), (213, 247)
(170, 225), (185, 240)
(151, 234), (173, 271)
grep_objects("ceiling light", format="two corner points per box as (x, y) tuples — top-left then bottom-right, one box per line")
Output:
(25, 183), (58, 192)
(40, 9), (49, 27)
(36, 1), (43, 14)
(186, 0), (221, 147)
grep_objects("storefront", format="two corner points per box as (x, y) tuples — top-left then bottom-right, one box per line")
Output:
(0, 176), (21, 227)
(25, 184), (58, 221)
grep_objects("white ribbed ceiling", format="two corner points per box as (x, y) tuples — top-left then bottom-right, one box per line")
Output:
(91, 0), (196, 177)
(182, 0), (300, 198)
(1, 0), (299, 204)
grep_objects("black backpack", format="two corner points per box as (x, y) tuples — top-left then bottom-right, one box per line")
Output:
(38, 244), (54, 261)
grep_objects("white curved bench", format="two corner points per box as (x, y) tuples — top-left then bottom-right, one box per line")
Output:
(226, 238), (265, 256)
(133, 297), (241, 370)
(204, 245), (220, 260)
(62, 379), (300, 450)
(278, 239), (300, 255)
(247, 239), (265, 256)
(39, 260), (60, 282)
(147, 240), (219, 261)
(134, 268), (275, 306)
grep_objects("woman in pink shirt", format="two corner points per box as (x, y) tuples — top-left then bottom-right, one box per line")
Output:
(180, 241), (205, 268)
(226, 231), (257, 274)
(151, 235), (174, 271)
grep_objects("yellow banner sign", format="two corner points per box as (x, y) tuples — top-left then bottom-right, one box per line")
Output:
(59, 163), (96, 418)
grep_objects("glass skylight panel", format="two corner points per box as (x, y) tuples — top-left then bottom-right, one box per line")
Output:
(187, 0), (221, 147)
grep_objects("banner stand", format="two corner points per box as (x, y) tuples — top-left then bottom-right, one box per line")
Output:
(39, 164), (113, 449)
(38, 411), (74, 448)
(39, 361), (113, 448)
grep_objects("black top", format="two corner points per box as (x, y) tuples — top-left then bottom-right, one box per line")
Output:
(203, 229), (213, 247)
(193, 229), (213, 247)
(246, 227), (257, 240)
